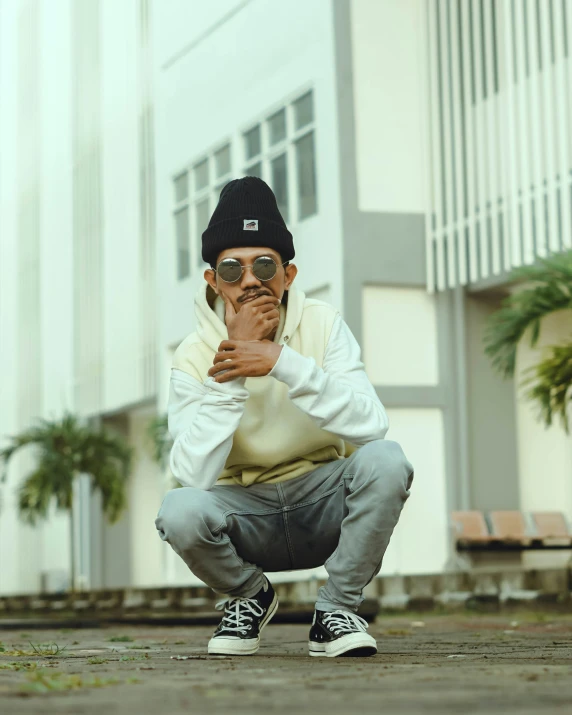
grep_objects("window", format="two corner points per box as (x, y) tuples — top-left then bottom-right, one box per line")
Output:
(242, 89), (317, 224)
(295, 131), (317, 219)
(173, 173), (190, 280)
(172, 142), (232, 279)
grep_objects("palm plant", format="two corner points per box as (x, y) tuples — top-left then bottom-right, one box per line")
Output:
(146, 413), (172, 471)
(0, 413), (133, 589)
(146, 413), (180, 491)
(484, 251), (572, 432)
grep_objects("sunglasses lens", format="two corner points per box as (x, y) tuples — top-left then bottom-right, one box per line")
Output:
(253, 257), (277, 281)
(217, 260), (242, 282)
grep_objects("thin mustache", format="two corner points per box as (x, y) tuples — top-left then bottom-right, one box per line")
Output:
(238, 291), (271, 303)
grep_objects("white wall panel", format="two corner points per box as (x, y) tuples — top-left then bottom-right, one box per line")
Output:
(306, 284), (333, 306)
(0, 0), (162, 595)
(0, 0), (21, 594)
(153, 0), (247, 69)
(382, 408), (449, 575)
(38, 0), (74, 586)
(128, 408), (164, 587)
(351, 0), (427, 213)
(362, 286), (438, 386)
(101, 0), (141, 411)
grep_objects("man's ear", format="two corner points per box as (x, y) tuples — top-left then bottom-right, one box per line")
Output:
(204, 268), (218, 294)
(284, 263), (297, 290)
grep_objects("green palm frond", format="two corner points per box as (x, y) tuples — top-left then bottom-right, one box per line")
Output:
(484, 252), (572, 378)
(522, 341), (572, 433)
(0, 413), (133, 525)
(0, 425), (48, 483)
(146, 414), (172, 469)
(18, 464), (64, 525)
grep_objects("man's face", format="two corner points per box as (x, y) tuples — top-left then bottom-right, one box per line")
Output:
(205, 246), (297, 312)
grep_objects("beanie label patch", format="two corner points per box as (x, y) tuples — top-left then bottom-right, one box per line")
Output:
(243, 219), (259, 231)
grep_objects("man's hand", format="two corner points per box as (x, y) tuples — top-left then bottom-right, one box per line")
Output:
(208, 340), (283, 383)
(221, 292), (280, 341)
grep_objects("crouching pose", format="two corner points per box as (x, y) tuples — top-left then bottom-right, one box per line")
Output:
(156, 177), (414, 658)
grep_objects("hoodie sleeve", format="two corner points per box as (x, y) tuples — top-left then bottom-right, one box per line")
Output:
(167, 368), (249, 490)
(268, 315), (388, 445)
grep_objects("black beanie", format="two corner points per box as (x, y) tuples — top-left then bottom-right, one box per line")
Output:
(201, 176), (295, 266)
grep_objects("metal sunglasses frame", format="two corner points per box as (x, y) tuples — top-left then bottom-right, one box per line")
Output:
(214, 256), (289, 283)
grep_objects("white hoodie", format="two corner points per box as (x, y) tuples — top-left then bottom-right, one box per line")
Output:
(168, 284), (388, 490)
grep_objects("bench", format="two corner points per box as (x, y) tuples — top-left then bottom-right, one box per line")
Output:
(452, 510), (572, 551)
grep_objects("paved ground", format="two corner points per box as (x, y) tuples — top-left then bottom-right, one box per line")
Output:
(1, 613), (572, 714)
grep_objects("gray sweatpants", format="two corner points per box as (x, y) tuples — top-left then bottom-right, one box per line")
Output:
(155, 440), (413, 613)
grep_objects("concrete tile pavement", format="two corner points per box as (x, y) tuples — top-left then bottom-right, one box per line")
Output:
(1, 614), (572, 714)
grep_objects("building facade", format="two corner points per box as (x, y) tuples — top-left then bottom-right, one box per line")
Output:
(0, 0), (570, 596)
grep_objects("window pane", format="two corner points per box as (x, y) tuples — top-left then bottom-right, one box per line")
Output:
(244, 125), (261, 160)
(268, 109), (286, 145)
(293, 91), (314, 130)
(195, 198), (210, 265)
(175, 207), (190, 280)
(296, 132), (317, 219)
(245, 162), (262, 179)
(214, 144), (231, 178)
(271, 153), (288, 223)
(174, 172), (188, 202)
(193, 159), (208, 191)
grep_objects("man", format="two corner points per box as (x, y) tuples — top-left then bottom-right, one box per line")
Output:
(156, 177), (413, 658)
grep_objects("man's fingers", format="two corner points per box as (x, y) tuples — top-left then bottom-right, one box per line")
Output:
(220, 291), (237, 320)
(212, 351), (236, 365)
(208, 359), (235, 376)
(218, 340), (236, 352)
(241, 295), (280, 309)
(214, 369), (241, 384)
(257, 302), (280, 314)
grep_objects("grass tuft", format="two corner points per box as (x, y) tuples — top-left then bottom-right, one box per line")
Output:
(20, 670), (120, 694)
(0, 642), (67, 658)
(107, 636), (134, 643)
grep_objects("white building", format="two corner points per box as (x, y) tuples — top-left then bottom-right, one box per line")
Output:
(1, 0), (570, 596)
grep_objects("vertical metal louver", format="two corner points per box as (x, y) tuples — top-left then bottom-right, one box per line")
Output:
(426, 0), (572, 291)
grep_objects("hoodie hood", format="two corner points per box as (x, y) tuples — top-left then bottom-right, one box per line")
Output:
(194, 283), (306, 353)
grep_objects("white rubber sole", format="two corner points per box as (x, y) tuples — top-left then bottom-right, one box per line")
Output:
(308, 633), (378, 658)
(207, 594), (279, 656)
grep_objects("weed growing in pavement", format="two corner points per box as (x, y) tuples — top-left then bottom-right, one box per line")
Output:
(20, 670), (120, 694)
(107, 636), (134, 643)
(0, 642), (67, 658)
(126, 644), (151, 650)
(29, 642), (68, 657)
(0, 662), (38, 672)
(119, 654), (150, 662)
(87, 657), (110, 665)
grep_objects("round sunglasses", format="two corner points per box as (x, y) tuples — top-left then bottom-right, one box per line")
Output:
(215, 256), (288, 283)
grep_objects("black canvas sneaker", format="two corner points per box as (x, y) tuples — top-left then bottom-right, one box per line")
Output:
(308, 609), (377, 657)
(207, 578), (278, 656)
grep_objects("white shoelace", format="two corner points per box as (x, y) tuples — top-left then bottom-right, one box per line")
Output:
(215, 597), (265, 635)
(322, 610), (369, 636)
